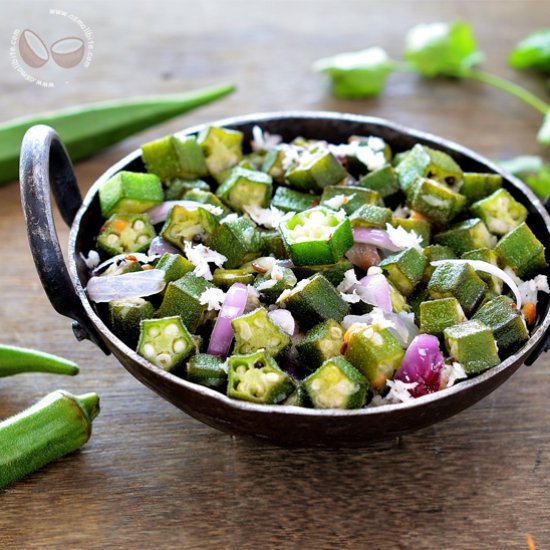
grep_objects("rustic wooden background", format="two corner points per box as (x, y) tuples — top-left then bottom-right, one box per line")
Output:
(1, 1), (549, 548)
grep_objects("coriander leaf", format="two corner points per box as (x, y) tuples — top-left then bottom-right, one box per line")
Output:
(537, 111), (550, 144)
(498, 155), (550, 199)
(313, 47), (395, 99)
(404, 21), (483, 77)
(509, 29), (550, 73)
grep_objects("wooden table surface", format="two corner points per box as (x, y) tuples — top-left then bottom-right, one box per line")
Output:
(1, 1), (549, 548)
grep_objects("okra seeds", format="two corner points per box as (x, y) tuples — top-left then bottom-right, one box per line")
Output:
(85, 126), (549, 409)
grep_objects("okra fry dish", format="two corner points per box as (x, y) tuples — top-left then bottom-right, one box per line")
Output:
(84, 125), (549, 409)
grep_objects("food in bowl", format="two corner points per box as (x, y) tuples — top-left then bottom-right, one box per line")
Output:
(82, 124), (549, 410)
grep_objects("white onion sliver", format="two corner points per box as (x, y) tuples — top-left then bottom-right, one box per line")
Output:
(352, 227), (401, 251)
(268, 309), (296, 336)
(87, 269), (166, 303)
(431, 259), (522, 309)
(148, 236), (181, 256)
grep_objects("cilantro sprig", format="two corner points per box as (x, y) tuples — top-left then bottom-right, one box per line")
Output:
(314, 21), (550, 145)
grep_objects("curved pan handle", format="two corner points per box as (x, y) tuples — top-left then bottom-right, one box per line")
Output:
(20, 125), (109, 354)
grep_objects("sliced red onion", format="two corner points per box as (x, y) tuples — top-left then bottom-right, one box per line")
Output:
(352, 227), (401, 252)
(207, 283), (248, 358)
(394, 334), (445, 398)
(268, 309), (296, 336)
(148, 236), (181, 256)
(147, 200), (223, 225)
(87, 269), (166, 303)
(355, 273), (392, 312)
(345, 242), (381, 270)
(431, 259), (522, 309)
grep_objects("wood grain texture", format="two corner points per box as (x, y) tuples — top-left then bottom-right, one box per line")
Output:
(0, 1), (549, 548)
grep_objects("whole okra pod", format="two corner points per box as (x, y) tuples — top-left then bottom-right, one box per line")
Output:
(0, 344), (79, 377)
(0, 390), (100, 488)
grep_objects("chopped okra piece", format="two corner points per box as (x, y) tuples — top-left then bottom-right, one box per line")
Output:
(212, 268), (256, 290)
(434, 218), (495, 256)
(277, 273), (350, 331)
(137, 316), (195, 372)
(283, 386), (307, 407)
(462, 248), (503, 293)
(494, 222), (548, 278)
(419, 297), (466, 338)
(297, 320), (345, 370)
(471, 189), (528, 236)
(227, 351), (296, 404)
(197, 126), (244, 176)
(379, 247), (427, 296)
(182, 189), (231, 216)
(392, 217), (431, 247)
(108, 297), (155, 348)
(97, 213), (156, 256)
(320, 185), (379, 215)
(303, 356), (368, 409)
(259, 230), (289, 259)
(443, 320), (500, 374)
(344, 324), (404, 389)
(254, 267), (297, 304)
(286, 147), (347, 192)
(406, 177), (466, 226)
(423, 245), (456, 284)
(428, 263), (487, 315)
(208, 216), (263, 269)
(163, 178), (210, 201)
(141, 135), (208, 180)
(160, 205), (218, 251)
(156, 274), (216, 332)
(271, 186), (318, 213)
(396, 144), (463, 193)
(99, 171), (163, 218)
(349, 203), (392, 229)
(262, 146), (289, 183)
(155, 252), (194, 283)
(278, 206), (353, 266)
(231, 307), (290, 356)
(215, 167), (273, 213)
(292, 259), (354, 287)
(473, 296), (529, 355)
(458, 172), (502, 204)
(186, 353), (227, 390)
(357, 165), (400, 198)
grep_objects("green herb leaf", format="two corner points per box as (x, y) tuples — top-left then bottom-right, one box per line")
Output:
(509, 29), (550, 73)
(313, 47), (395, 99)
(404, 21), (483, 77)
(537, 111), (550, 144)
(498, 155), (550, 199)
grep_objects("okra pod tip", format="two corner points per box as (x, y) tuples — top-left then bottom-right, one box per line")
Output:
(0, 344), (80, 377)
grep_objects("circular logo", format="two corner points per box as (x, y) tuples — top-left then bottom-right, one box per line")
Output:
(9, 9), (94, 88)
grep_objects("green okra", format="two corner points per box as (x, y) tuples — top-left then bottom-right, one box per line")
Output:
(291, 259), (354, 287)
(160, 204), (218, 251)
(396, 144), (463, 192)
(458, 172), (502, 204)
(271, 186), (318, 213)
(97, 213), (156, 257)
(434, 218), (495, 256)
(227, 351), (296, 404)
(231, 308), (290, 356)
(356, 165), (400, 198)
(215, 167), (273, 213)
(186, 353), (227, 390)
(286, 147), (347, 192)
(277, 273), (350, 330)
(320, 185), (379, 215)
(163, 178), (210, 201)
(137, 316), (195, 371)
(297, 320), (345, 370)
(155, 253), (195, 283)
(302, 356), (368, 409)
(379, 247), (427, 296)
(0, 390), (99, 488)
(392, 217), (431, 247)
(141, 135), (208, 180)
(197, 125), (244, 176)
(99, 171), (163, 219)
(278, 206), (353, 266)
(1, 84), (235, 185)
(471, 189), (528, 236)
(0, 344), (79, 377)
(108, 298), (155, 348)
